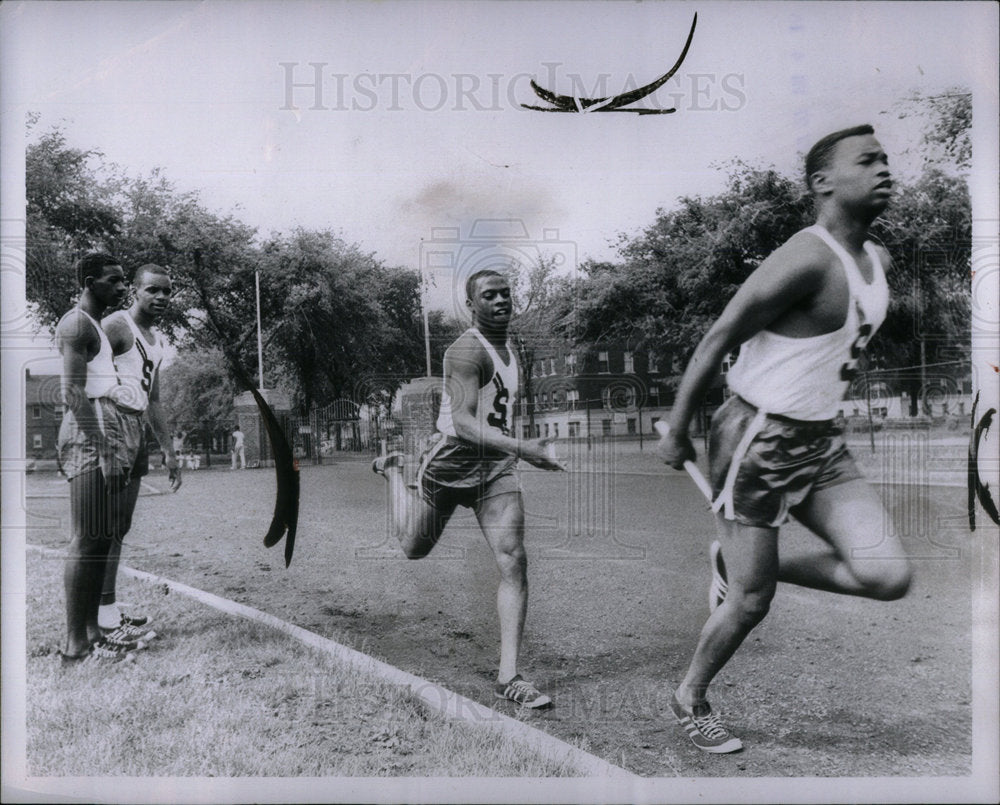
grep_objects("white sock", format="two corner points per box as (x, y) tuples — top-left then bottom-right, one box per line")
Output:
(98, 603), (121, 630)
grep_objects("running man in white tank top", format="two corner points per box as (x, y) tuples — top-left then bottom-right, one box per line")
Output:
(657, 126), (913, 753)
(56, 252), (147, 663)
(373, 270), (564, 708)
(98, 264), (181, 638)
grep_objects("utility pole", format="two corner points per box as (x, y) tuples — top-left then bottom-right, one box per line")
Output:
(255, 271), (265, 390)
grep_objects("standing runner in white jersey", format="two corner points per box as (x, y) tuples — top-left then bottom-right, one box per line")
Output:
(99, 264), (181, 640)
(658, 125), (913, 753)
(56, 253), (147, 664)
(373, 270), (564, 708)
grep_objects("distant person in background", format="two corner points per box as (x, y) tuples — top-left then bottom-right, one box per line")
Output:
(56, 252), (146, 664)
(231, 424), (246, 470)
(99, 263), (181, 640)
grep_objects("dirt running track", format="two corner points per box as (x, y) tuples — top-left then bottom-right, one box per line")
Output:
(25, 448), (986, 778)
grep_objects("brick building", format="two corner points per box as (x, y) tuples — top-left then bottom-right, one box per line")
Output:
(516, 343), (725, 441)
(25, 370), (63, 459)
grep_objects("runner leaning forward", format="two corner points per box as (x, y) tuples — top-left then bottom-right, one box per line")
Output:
(658, 125), (913, 753)
(373, 269), (564, 708)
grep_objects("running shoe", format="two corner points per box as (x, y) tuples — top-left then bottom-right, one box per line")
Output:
(709, 540), (728, 613)
(371, 452), (405, 477)
(494, 675), (553, 709)
(88, 637), (140, 663)
(103, 620), (157, 643)
(119, 613), (150, 628)
(669, 694), (742, 753)
(100, 631), (149, 653)
(60, 639), (137, 666)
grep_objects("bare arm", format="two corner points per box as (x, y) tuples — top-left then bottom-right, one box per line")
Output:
(146, 369), (181, 489)
(55, 311), (104, 443)
(102, 311), (133, 356)
(446, 335), (562, 471)
(660, 237), (827, 467)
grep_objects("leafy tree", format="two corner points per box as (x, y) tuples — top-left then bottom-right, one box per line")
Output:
(159, 346), (238, 436)
(563, 165), (811, 369)
(892, 88), (971, 173)
(563, 157), (970, 416)
(254, 229), (437, 414)
(871, 168), (971, 413)
(25, 127), (123, 329)
(508, 255), (574, 428)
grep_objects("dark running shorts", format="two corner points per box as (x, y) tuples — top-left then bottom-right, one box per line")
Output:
(417, 435), (520, 514)
(708, 395), (862, 528)
(58, 398), (144, 482)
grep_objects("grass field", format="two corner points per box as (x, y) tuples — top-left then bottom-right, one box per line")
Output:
(14, 431), (997, 790)
(23, 549), (586, 779)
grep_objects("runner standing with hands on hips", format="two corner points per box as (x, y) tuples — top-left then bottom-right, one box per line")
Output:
(373, 270), (564, 708)
(658, 125), (912, 753)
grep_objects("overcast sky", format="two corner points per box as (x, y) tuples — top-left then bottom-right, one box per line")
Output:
(2, 0), (997, 372)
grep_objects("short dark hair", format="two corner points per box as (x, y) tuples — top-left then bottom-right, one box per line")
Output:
(465, 269), (505, 301)
(133, 263), (169, 286)
(805, 125), (875, 191)
(76, 252), (120, 288)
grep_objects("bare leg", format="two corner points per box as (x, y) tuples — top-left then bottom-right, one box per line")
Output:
(780, 479), (912, 600)
(676, 517), (778, 711)
(100, 474), (142, 609)
(64, 471), (113, 656)
(475, 491), (527, 683)
(382, 467), (450, 559)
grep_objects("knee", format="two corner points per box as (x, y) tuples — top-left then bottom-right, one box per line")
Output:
(494, 545), (527, 581)
(863, 563), (912, 601)
(727, 587), (775, 628)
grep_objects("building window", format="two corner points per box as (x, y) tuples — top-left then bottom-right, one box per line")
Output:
(565, 354), (577, 374)
(651, 416), (660, 429)
(549, 357), (556, 376)
(568, 421), (580, 437)
(553, 422), (559, 438)
(523, 425), (532, 439)
(33, 433), (43, 449)
(650, 386), (660, 403)
(648, 351), (660, 373)
(598, 351), (609, 373)
(534, 424), (541, 438)
(544, 423), (550, 437)
(566, 389), (579, 409)
(32, 405), (41, 419)
(54, 404), (64, 415)
(601, 419), (612, 436)
(624, 351), (634, 373)
(671, 353), (684, 373)
(541, 392), (549, 408)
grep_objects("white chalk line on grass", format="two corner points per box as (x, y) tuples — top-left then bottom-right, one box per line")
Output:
(26, 543), (636, 779)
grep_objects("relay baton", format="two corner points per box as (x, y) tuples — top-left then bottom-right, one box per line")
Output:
(654, 421), (713, 502)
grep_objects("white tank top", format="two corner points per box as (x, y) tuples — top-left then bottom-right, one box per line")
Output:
(436, 328), (519, 437)
(57, 308), (121, 400)
(111, 311), (165, 412)
(726, 225), (889, 421)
